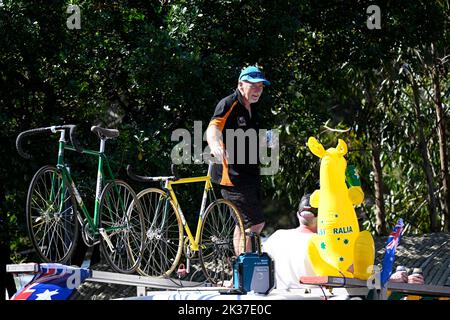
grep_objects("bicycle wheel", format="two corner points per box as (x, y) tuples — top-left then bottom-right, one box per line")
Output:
(99, 180), (145, 274)
(26, 165), (79, 263)
(136, 188), (183, 277)
(199, 199), (245, 285)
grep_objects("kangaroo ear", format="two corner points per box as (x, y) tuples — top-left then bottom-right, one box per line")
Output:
(348, 186), (364, 206)
(310, 190), (320, 208)
(336, 139), (348, 156)
(308, 137), (325, 158)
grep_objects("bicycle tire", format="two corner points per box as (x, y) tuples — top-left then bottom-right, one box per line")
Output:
(99, 180), (145, 274)
(199, 199), (245, 286)
(26, 165), (79, 263)
(135, 188), (183, 277)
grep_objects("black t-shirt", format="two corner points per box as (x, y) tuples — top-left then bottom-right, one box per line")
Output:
(208, 89), (262, 186)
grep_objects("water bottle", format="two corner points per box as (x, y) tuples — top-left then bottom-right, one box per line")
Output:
(266, 130), (273, 149)
(396, 266), (407, 273)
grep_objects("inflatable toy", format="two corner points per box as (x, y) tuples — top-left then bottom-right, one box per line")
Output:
(306, 137), (374, 280)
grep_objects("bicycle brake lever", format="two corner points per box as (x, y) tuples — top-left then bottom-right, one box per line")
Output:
(171, 164), (180, 180)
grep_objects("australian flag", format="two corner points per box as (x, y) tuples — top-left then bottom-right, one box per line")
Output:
(11, 263), (91, 300)
(380, 219), (404, 287)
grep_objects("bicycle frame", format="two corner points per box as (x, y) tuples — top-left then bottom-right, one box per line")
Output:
(163, 164), (215, 252)
(54, 129), (116, 236)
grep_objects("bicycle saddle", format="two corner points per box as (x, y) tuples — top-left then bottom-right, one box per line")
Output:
(91, 126), (119, 139)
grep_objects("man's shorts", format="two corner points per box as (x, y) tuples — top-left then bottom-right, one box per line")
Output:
(221, 183), (265, 229)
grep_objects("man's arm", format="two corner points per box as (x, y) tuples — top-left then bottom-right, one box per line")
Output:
(206, 124), (228, 162)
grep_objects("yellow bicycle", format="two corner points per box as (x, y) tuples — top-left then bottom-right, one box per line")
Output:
(127, 163), (245, 285)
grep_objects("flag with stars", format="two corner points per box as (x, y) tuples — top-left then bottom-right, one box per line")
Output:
(11, 263), (91, 300)
(380, 218), (404, 287)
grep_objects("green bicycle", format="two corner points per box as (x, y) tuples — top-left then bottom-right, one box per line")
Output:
(16, 125), (145, 274)
(127, 162), (246, 285)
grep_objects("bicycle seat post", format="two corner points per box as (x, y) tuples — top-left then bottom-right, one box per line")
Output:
(207, 161), (213, 177)
(95, 138), (107, 204)
(99, 138), (106, 153)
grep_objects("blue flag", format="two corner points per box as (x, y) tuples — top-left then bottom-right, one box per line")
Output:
(12, 263), (91, 300)
(380, 219), (404, 287)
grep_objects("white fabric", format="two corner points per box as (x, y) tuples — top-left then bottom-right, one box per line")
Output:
(262, 229), (316, 289)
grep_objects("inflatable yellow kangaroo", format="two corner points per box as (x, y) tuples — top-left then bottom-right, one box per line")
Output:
(306, 137), (374, 280)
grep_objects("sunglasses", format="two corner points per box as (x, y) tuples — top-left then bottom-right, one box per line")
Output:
(298, 206), (318, 217)
(240, 71), (265, 79)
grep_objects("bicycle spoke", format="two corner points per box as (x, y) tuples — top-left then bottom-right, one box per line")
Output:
(99, 180), (145, 274)
(199, 199), (245, 285)
(27, 166), (78, 263)
(136, 188), (182, 277)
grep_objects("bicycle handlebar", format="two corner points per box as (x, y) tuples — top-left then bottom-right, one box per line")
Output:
(16, 125), (82, 159)
(126, 165), (177, 183)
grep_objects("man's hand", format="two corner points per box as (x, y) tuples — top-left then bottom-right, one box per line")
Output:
(408, 274), (425, 285)
(206, 124), (228, 163)
(210, 144), (228, 163)
(390, 271), (408, 283)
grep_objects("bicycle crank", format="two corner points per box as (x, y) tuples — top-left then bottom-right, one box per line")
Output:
(81, 220), (100, 247)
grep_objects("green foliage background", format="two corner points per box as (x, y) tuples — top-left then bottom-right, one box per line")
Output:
(0, 0), (448, 261)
